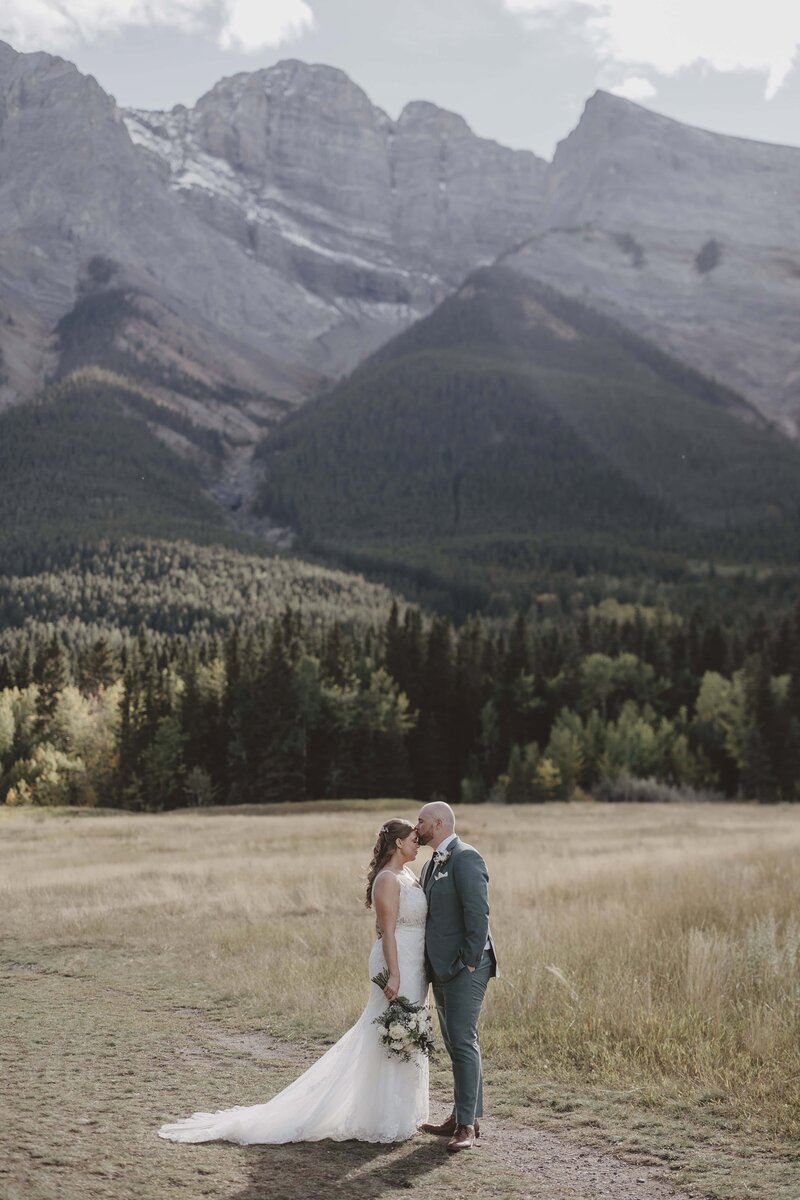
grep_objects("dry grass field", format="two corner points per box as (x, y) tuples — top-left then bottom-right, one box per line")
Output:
(2, 800), (800, 1200)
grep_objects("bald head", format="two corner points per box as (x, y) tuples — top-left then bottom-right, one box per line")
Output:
(420, 800), (455, 828)
(415, 801), (455, 848)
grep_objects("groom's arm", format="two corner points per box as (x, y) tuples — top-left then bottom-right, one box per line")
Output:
(452, 850), (490, 970)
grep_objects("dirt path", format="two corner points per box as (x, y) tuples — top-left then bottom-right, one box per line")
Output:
(1, 951), (700, 1200)
(212, 1028), (698, 1200)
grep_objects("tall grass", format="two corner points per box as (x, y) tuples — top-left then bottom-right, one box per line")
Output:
(2, 801), (799, 1142)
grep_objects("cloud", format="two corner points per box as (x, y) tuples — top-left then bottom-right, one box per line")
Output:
(219, 0), (313, 51)
(503, 0), (800, 98)
(610, 75), (656, 101)
(0, 0), (314, 54)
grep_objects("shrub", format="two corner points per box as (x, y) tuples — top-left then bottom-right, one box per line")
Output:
(591, 773), (726, 804)
(183, 765), (217, 807)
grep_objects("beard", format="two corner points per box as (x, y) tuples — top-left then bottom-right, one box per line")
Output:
(416, 830), (432, 845)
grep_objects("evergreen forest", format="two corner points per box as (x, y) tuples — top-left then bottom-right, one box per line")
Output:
(2, 585), (799, 810)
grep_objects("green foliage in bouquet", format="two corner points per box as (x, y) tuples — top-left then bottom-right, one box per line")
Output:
(371, 970), (436, 1063)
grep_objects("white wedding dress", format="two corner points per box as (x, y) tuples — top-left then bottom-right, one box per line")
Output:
(158, 866), (430, 1144)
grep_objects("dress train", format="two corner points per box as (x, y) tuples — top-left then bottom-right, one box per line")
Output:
(158, 868), (429, 1144)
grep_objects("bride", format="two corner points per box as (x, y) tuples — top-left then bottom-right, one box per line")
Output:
(158, 818), (430, 1144)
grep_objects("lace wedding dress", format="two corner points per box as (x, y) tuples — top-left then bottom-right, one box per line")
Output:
(158, 866), (430, 1144)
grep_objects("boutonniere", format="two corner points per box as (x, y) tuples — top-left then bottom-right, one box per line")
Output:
(430, 849), (450, 883)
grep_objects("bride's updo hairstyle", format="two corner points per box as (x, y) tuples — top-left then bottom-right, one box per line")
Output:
(365, 818), (414, 908)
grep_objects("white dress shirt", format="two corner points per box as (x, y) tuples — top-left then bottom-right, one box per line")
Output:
(432, 832), (457, 856)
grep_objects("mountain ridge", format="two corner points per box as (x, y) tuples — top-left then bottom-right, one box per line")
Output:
(4, 38), (800, 439)
(510, 88), (800, 434)
(578, 88), (800, 156)
(0, 40), (546, 420)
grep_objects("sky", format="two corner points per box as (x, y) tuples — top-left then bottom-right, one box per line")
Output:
(2, 0), (800, 159)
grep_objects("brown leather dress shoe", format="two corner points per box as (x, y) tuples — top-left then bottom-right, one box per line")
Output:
(446, 1124), (475, 1152)
(419, 1112), (480, 1138)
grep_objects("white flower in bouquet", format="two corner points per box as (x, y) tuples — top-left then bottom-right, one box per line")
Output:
(370, 969), (437, 1063)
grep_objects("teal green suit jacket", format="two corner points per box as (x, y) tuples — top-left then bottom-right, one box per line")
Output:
(421, 836), (499, 983)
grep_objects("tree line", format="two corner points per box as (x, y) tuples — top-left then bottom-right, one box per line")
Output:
(2, 596), (798, 809)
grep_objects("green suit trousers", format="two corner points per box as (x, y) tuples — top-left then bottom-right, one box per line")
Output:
(431, 946), (493, 1126)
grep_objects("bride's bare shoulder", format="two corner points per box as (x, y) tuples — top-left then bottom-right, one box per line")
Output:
(372, 869), (402, 891)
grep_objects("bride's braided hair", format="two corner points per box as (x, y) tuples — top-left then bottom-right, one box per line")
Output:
(365, 818), (414, 908)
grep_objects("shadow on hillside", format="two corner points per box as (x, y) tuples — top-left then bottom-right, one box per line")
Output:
(230, 1137), (446, 1200)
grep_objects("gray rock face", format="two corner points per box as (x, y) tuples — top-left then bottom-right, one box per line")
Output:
(391, 100), (543, 267)
(0, 42), (327, 411)
(193, 61), (393, 225)
(166, 61), (546, 274)
(121, 59), (547, 376)
(0, 41), (547, 411)
(6, 39), (799, 445)
(505, 90), (800, 434)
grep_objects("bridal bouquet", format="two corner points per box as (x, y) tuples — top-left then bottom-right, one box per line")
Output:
(371, 970), (436, 1063)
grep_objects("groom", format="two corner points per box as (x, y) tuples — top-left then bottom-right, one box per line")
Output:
(415, 801), (498, 1153)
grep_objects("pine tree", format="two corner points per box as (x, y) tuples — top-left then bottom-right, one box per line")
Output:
(34, 632), (68, 723)
(741, 654), (779, 802)
(249, 622), (307, 803)
(79, 636), (117, 695)
(16, 645), (33, 688)
(384, 601), (404, 686)
(412, 615), (455, 800)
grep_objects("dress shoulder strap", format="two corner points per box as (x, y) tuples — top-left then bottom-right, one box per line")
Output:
(372, 868), (402, 886)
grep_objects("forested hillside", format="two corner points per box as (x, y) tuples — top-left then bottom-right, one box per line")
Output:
(0, 372), (250, 575)
(0, 540), (403, 649)
(256, 268), (800, 613)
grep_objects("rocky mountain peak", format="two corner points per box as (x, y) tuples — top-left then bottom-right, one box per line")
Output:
(396, 100), (472, 137)
(123, 56), (547, 305)
(197, 57), (382, 117)
(188, 57), (391, 222)
(508, 87), (800, 433)
(0, 39), (548, 411)
(542, 87), (800, 231)
(0, 36), (115, 120)
(0, 37), (54, 73)
(575, 87), (654, 123)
